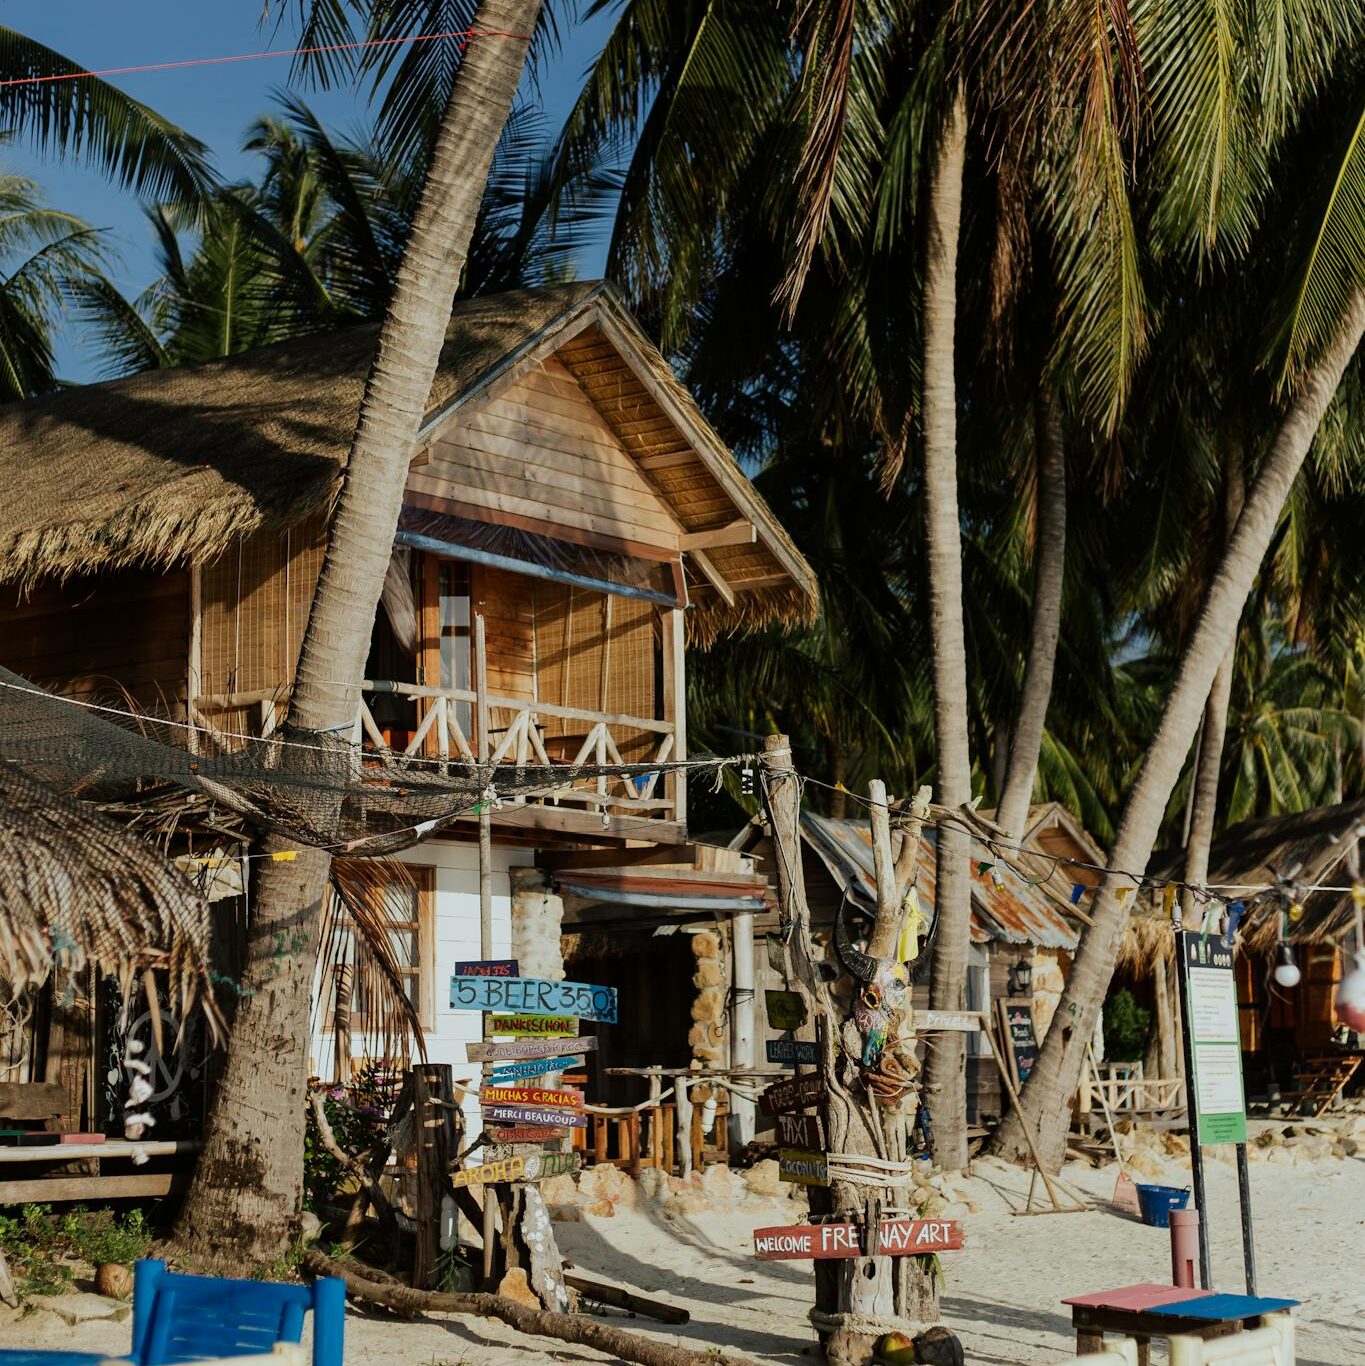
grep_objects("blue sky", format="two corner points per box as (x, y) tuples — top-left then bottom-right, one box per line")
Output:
(2, 2), (616, 379)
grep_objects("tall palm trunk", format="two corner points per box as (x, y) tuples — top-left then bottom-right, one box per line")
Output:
(993, 293), (1365, 1171)
(997, 387), (1067, 838)
(920, 87), (972, 1172)
(174, 0), (543, 1264)
(1181, 454), (1245, 914)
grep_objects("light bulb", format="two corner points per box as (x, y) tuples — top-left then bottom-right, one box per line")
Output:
(1336, 952), (1365, 1032)
(1273, 943), (1301, 989)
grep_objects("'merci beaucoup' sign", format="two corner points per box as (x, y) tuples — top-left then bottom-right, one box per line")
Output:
(450, 976), (618, 1024)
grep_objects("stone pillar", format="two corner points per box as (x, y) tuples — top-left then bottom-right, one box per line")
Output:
(509, 868), (564, 981)
(688, 929), (727, 1066)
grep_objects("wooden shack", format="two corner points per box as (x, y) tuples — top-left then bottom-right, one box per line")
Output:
(0, 282), (819, 1161)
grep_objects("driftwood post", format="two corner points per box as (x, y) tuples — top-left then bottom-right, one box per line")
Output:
(760, 738), (951, 1366)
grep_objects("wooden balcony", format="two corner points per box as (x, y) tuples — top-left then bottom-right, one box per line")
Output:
(354, 678), (683, 823)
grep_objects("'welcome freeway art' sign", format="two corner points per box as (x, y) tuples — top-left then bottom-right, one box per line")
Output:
(450, 975), (618, 1024)
(753, 1219), (962, 1261)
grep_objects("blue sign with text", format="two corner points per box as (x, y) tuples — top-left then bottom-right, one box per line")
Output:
(449, 975), (618, 1024)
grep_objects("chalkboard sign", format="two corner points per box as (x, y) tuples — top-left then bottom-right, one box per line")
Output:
(997, 997), (1039, 1088)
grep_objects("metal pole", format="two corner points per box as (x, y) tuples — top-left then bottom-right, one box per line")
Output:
(475, 612), (493, 961)
(1173, 930), (1213, 1289)
(1235, 1141), (1257, 1294)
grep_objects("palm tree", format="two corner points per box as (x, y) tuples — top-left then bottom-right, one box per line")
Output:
(0, 28), (213, 203)
(172, 0), (548, 1266)
(996, 58), (1365, 1166)
(0, 162), (107, 399)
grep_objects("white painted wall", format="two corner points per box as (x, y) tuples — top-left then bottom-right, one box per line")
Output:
(310, 838), (533, 1139)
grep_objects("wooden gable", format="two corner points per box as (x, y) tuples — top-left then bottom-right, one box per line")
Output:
(409, 357), (682, 560)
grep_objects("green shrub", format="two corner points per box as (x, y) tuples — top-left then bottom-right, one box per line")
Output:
(0, 1204), (153, 1300)
(1103, 987), (1152, 1062)
(303, 1064), (393, 1214)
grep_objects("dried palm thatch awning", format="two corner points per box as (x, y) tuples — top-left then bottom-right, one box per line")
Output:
(0, 282), (817, 641)
(0, 760), (217, 1028)
(1142, 799), (1365, 958)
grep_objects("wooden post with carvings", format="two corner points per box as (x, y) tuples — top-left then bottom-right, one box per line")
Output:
(410, 1064), (457, 1290)
(760, 737), (950, 1366)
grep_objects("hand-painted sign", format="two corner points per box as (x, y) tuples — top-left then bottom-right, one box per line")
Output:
(489, 1056), (584, 1085)
(524, 1151), (582, 1180)
(918, 1009), (982, 1033)
(778, 1149), (829, 1186)
(483, 1103), (588, 1130)
(765, 932), (789, 976)
(455, 959), (520, 978)
(488, 1126), (567, 1146)
(753, 1218), (963, 1261)
(480, 1085), (582, 1111)
(452, 1156), (525, 1187)
(766, 1039), (819, 1066)
(776, 1113), (824, 1149)
(468, 1036), (596, 1062)
(1181, 931), (1248, 1146)
(450, 976), (618, 1024)
(999, 998), (1039, 1085)
(759, 1075), (825, 1115)
(765, 990), (806, 1031)
(489, 1015), (578, 1038)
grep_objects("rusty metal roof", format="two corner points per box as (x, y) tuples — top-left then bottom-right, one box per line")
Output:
(800, 813), (1079, 950)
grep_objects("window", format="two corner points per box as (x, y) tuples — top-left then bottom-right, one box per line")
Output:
(326, 864), (436, 1032)
(965, 946), (990, 1056)
(439, 562), (472, 737)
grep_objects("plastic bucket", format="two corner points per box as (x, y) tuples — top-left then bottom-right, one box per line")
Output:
(1136, 1183), (1190, 1228)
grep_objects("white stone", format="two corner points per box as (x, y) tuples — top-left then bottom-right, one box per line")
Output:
(27, 1293), (131, 1326)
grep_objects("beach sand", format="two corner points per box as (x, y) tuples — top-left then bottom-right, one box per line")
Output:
(4, 1134), (1361, 1365)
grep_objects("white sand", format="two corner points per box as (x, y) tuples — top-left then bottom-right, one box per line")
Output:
(5, 1143), (1361, 1365)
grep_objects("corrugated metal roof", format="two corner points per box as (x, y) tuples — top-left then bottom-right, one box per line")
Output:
(800, 813), (1079, 950)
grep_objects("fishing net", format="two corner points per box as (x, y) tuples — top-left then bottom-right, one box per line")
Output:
(0, 666), (726, 856)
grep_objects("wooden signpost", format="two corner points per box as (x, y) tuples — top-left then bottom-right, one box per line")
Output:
(488, 1015), (578, 1037)
(776, 1113), (824, 1148)
(450, 976), (619, 1024)
(778, 1149), (829, 1186)
(759, 1075), (825, 1115)
(753, 1219), (963, 1261)
(998, 998), (1039, 1088)
(766, 1038), (819, 1066)
(452, 1150), (583, 1188)
(489, 1056), (584, 1084)
(484, 1103), (589, 1130)
(468, 1036), (596, 1063)
(479, 1086), (583, 1111)
(765, 990), (807, 1031)
(456, 959), (520, 978)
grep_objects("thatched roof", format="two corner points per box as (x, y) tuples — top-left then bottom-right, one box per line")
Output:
(0, 282), (817, 637)
(1146, 800), (1365, 954)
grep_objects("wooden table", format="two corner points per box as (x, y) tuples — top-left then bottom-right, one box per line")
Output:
(1063, 1284), (1296, 1364)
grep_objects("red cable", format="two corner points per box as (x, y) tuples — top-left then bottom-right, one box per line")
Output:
(0, 28), (532, 89)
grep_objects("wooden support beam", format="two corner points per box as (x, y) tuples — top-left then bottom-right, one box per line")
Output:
(679, 520), (755, 551)
(687, 551), (736, 607)
(0, 1172), (189, 1203)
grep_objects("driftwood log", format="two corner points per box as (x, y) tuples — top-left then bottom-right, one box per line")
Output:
(301, 1250), (756, 1366)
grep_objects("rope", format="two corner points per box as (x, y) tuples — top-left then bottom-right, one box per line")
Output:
(824, 1151), (920, 1189)
(808, 1308), (935, 1336)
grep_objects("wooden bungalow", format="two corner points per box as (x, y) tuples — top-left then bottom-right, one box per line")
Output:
(0, 281), (819, 1172)
(1144, 801), (1365, 1110)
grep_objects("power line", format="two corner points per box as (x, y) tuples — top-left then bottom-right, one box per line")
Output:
(0, 28), (530, 90)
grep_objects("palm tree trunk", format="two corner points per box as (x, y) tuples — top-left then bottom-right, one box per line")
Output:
(997, 386), (1067, 838)
(1181, 453), (1245, 915)
(173, 0), (543, 1264)
(992, 291), (1365, 1171)
(920, 86), (972, 1173)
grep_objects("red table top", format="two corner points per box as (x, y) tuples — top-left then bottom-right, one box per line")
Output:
(1063, 1284), (1217, 1312)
